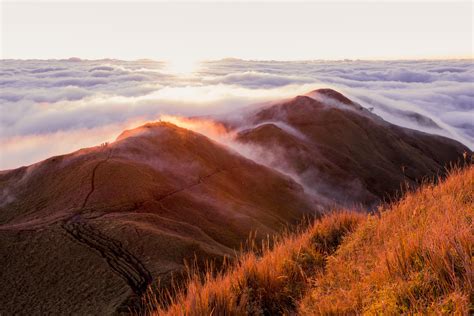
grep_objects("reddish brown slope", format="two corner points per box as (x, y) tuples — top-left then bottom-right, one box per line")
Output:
(0, 122), (315, 314)
(235, 89), (469, 207)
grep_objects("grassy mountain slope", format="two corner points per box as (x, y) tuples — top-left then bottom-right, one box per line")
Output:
(0, 89), (470, 314)
(0, 122), (315, 314)
(154, 166), (473, 315)
(301, 165), (473, 315)
(234, 89), (469, 207)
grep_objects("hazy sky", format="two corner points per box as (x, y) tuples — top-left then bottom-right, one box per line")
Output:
(1, 1), (473, 62)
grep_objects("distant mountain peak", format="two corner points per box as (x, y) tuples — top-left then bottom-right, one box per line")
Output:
(115, 121), (184, 142)
(309, 88), (354, 105)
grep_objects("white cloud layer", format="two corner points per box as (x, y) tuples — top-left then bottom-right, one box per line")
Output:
(1, 59), (473, 169)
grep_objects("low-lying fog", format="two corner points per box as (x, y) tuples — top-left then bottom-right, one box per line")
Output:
(1, 58), (473, 169)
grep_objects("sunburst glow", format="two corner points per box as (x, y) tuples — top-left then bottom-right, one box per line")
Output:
(164, 58), (200, 75)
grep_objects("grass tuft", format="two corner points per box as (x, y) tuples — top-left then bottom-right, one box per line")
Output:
(145, 165), (473, 315)
(149, 211), (365, 315)
(300, 166), (473, 315)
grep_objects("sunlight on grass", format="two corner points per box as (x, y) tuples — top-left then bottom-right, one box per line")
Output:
(145, 165), (473, 315)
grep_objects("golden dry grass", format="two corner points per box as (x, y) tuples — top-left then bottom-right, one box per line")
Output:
(149, 166), (473, 315)
(148, 211), (365, 315)
(300, 166), (473, 315)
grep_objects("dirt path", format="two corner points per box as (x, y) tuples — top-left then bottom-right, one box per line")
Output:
(82, 149), (113, 209)
(62, 147), (153, 296)
(154, 168), (224, 202)
(62, 220), (153, 296)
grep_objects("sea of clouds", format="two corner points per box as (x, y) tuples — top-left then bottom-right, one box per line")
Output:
(1, 58), (472, 169)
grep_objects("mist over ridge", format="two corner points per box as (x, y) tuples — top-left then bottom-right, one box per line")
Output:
(1, 58), (473, 169)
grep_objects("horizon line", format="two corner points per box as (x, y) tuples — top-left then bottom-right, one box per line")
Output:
(2, 56), (474, 62)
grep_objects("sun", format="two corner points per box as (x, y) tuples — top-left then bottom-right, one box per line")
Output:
(164, 57), (200, 75)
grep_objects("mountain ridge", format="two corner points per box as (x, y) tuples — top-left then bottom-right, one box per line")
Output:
(232, 88), (469, 207)
(0, 88), (470, 314)
(0, 121), (315, 314)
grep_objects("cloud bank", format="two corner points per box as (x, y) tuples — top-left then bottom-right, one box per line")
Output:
(1, 58), (472, 169)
